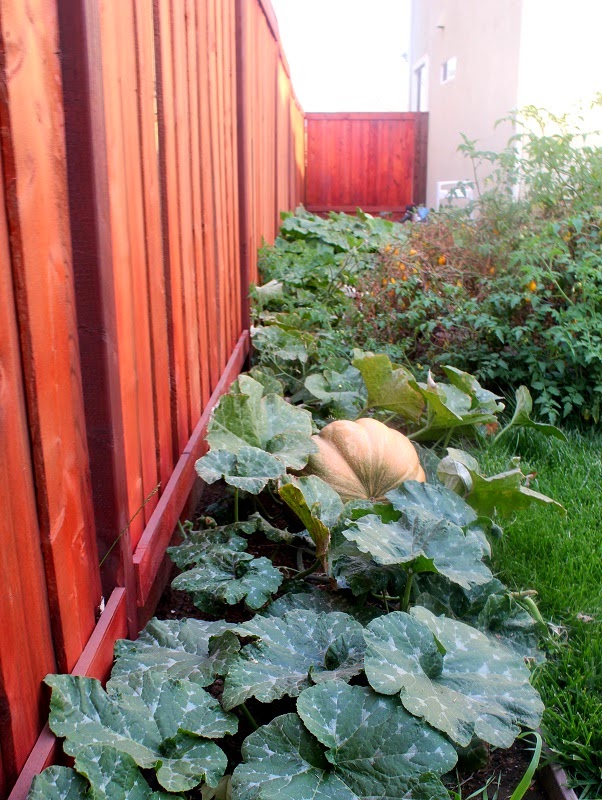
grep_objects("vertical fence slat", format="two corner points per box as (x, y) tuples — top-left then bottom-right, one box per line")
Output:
(133, 0), (175, 488)
(0, 0), (102, 674)
(0, 149), (57, 791)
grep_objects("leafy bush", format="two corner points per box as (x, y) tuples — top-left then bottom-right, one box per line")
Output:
(352, 104), (602, 424)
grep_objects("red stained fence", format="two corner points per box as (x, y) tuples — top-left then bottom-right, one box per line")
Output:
(0, 1), (303, 797)
(305, 112), (429, 218)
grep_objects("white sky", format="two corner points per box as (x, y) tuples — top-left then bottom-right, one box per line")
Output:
(270, 0), (412, 112)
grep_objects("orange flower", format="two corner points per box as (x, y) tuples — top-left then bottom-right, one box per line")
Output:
(438, 255), (447, 265)
(409, 249), (417, 256)
(489, 266), (496, 275)
(393, 248), (400, 256)
(527, 280), (537, 292)
(390, 277), (396, 284)
(384, 244), (392, 253)
(398, 262), (406, 272)
(402, 274), (408, 281)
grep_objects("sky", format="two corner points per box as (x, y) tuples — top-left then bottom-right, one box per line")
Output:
(270, 0), (412, 112)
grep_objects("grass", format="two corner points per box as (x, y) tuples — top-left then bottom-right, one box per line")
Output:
(474, 428), (602, 798)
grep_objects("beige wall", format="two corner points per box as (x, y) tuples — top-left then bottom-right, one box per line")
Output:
(517, 0), (602, 130)
(410, 0), (523, 208)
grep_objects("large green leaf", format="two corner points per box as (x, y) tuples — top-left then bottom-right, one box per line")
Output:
(279, 475), (343, 562)
(221, 610), (365, 710)
(436, 449), (564, 517)
(262, 587), (382, 625)
(27, 755), (180, 800)
(352, 351), (424, 421)
(111, 618), (238, 689)
(251, 324), (315, 365)
(414, 576), (541, 659)
(495, 385), (567, 441)
(196, 446), (285, 494)
(386, 480), (493, 558)
(172, 550), (283, 613)
(204, 376), (316, 470)
(304, 365), (366, 418)
(328, 525), (403, 596)
(232, 683), (456, 800)
(363, 609), (544, 747)
(441, 366), (505, 414)
(408, 373), (498, 441)
(28, 767), (89, 800)
(343, 505), (492, 590)
(46, 673), (237, 792)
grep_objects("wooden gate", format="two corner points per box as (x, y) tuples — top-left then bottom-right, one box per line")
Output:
(305, 112), (428, 217)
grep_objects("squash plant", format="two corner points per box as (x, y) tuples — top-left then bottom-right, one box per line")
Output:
(30, 210), (565, 799)
(31, 371), (559, 800)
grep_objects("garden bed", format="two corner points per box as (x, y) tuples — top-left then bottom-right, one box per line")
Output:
(27, 196), (600, 799)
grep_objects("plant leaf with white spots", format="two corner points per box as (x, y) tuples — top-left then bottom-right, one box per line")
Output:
(221, 610), (365, 710)
(196, 446), (286, 494)
(363, 609), (544, 747)
(204, 376), (316, 470)
(172, 548), (283, 613)
(46, 672), (236, 792)
(28, 767), (89, 800)
(110, 618), (239, 690)
(232, 683), (456, 800)
(343, 506), (492, 590)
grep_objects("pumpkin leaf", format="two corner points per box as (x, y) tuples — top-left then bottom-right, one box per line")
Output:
(28, 767), (90, 800)
(279, 475), (344, 561)
(232, 683), (456, 800)
(363, 608), (544, 747)
(495, 385), (568, 442)
(221, 610), (365, 710)
(414, 576), (541, 659)
(172, 549), (283, 613)
(441, 366), (505, 414)
(352, 351), (424, 421)
(46, 673), (236, 792)
(343, 502), (492, 590)
(304, 365), (366, 418)
(111, 618), (239, 689)
(408, 373), (498, 441)
(196, 446), (285, 494)
(436, 449), (565, 517)
(251, 324), (315, 365)
(204, 376), (316, 470)
(262, 587), (382, 625)
(329, 529), (402, 596)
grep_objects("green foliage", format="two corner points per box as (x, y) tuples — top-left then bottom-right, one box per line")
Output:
(352, 104), (602, 425)
(33, 206), (582, 799)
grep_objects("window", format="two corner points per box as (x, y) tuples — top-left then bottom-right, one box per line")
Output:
(413, 58), (428, 111)
(441, 56), (457, 84)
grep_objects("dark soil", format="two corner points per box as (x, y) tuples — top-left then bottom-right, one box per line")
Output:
(154, 481), (550, 800)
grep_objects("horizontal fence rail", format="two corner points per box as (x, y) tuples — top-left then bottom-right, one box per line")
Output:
(305, 112), (428, 218)
(0, 0), (303, 796)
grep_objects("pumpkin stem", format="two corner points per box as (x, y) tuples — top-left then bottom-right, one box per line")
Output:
(400, 572), (414, 612)
(292, 558), (322, 581)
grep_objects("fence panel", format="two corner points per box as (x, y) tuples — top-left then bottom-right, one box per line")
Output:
(2, 0), (304, 795)
(236, 0), (305, 292)
(305, 112), (429, 217)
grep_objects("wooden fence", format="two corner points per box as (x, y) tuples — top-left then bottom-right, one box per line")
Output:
(0, 0), (303, 796)
(305, 112), (429, 217)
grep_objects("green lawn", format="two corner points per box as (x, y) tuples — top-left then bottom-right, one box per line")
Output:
(475, 428), (602, 798)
